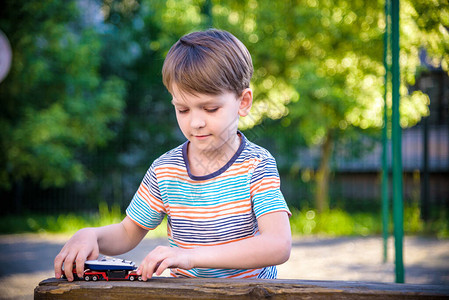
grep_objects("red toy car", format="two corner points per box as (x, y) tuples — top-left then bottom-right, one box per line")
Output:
(63, 256), (142, 281)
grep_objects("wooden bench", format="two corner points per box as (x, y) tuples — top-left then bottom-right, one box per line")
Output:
(34, 277), (449, 299)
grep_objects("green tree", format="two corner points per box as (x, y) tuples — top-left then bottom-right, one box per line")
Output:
(0, 0), (126, 191)
(211, 0), (448, 212)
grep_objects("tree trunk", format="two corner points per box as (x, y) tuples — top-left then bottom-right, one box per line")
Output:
(315, 130), (334, 213)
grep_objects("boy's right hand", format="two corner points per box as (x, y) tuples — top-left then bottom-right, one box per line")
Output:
(54, 228), (100, 281)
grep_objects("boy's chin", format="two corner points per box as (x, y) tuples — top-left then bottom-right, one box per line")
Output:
(189, 140), (220, 153)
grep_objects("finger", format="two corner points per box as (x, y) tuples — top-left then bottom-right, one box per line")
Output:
(138, 260), (149, 281)
(86, 245), (99, 261)
(145, 264), (154, 280)
(63, 254), (76, 281)
(75, 256), (87, 279)
(54, 252), (66, 279)
(145, 259), (158, 280)
(138, 256), (154, 281)
(139, 246), (169, 280)
(140, 259), (158, 280)
(155, 260), (168, 276)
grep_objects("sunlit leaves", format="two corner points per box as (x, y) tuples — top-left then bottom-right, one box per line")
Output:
(215, 0), (447, 147)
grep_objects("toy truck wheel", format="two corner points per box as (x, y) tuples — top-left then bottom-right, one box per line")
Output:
(138, 275), (142, 281)
(84, 275), (90, 281)
(129, 275), (135, 281)
(92, 275), (99, 281)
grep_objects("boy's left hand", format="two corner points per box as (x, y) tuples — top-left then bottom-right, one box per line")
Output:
(137, 246), (194, 280)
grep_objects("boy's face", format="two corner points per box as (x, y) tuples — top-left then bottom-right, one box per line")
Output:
(171, 84), (252, 160)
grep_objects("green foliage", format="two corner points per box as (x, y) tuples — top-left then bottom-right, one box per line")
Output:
(290, 208), (382, 236)
(0, 201), (167, 237)
(210, 0), (449, 137)
(0, 0), (126, 190)
(289, 206), (448, 238)
(429, 216), (449, 239)
(403, 203), (424, 234)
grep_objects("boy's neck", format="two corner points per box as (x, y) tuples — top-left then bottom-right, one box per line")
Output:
(187, 133), (241, 177)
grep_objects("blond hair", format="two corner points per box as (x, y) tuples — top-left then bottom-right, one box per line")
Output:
(162, 29), (253, 96)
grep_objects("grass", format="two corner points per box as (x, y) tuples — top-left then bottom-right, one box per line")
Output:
(0, 202), (167, 238)
(1, 203), (447, 238)
(290, 205), (449, 238)
(290, 208), (381, 236)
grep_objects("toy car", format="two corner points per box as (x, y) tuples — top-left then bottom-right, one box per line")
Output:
(63, 256), (142, 281)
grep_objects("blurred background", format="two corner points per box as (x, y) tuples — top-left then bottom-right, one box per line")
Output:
(0, 0), (448, 238)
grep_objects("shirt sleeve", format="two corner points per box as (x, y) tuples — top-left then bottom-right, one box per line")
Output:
(126, 164), (166, 230)
(250, 154), (291, 218)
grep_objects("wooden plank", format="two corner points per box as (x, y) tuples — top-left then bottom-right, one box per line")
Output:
(34, 277), (449, 299)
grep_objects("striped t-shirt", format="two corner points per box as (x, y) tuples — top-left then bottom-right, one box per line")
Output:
(126, 132), (290, 279)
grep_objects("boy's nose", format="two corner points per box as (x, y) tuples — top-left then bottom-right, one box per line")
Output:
(190, 113), (206, 129)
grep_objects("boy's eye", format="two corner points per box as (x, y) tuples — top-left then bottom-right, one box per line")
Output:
(177, 108), (189, 114)
(205, 107), (219, 113)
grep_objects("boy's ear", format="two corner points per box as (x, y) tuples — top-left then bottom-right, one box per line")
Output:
(238, 88), (253, 117)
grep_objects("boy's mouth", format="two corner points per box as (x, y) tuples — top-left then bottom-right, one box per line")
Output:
(193, 134), (211, 140)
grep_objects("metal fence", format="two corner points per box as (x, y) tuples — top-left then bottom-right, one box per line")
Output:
(280, 124), (449, 214)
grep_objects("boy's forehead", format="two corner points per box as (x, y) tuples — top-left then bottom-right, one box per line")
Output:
(171, 93), (219, 106)
(171, 84), (224, 105)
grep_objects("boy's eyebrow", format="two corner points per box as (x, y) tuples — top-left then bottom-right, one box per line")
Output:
(171, 95), (190, 106)
(171, 99), (188, 106)
(171, 97), (222, 107)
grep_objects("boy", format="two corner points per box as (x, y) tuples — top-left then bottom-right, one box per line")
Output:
(54, 29), (291, 281)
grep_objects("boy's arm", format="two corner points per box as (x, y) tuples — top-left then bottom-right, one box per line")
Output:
(54, 216), (148, 281)
(138, 211), (291, 280)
